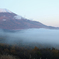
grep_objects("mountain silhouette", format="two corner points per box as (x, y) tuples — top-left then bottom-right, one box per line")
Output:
(0, 9), (59, 30)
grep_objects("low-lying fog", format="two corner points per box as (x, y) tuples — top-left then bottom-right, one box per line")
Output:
(0, 28), (59, 49)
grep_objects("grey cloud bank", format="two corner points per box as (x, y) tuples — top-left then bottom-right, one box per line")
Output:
(0, 28), (59, 49)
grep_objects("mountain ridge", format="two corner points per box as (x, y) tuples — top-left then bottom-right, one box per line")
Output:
(0, 9), (59, 30)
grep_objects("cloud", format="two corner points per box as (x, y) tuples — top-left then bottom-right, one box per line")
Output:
(0, 28), (59, 49)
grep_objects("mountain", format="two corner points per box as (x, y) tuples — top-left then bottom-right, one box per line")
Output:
(0, 9), (59, 30)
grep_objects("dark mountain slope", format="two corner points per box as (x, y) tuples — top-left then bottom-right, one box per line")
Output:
(0, 9), (59, 30)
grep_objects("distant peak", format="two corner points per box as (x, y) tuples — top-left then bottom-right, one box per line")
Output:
(0, 8), (12, 13)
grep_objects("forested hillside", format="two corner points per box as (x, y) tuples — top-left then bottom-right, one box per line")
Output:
(0, 43), (59, 59)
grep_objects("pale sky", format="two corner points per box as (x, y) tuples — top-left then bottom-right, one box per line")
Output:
(0, 0), (59, 27)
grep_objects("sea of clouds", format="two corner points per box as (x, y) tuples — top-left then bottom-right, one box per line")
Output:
(0, 28), (59, 49)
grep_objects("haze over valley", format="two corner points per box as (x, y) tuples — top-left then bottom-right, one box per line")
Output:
(0, 28), (59, 49)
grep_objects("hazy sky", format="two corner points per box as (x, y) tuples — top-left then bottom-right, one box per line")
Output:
(0, 0), (59, 27)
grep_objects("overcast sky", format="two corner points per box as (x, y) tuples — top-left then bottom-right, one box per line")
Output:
(0, 0), (59, 27)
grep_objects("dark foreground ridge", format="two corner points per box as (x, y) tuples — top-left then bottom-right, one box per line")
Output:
(0, 43), (59, 59)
